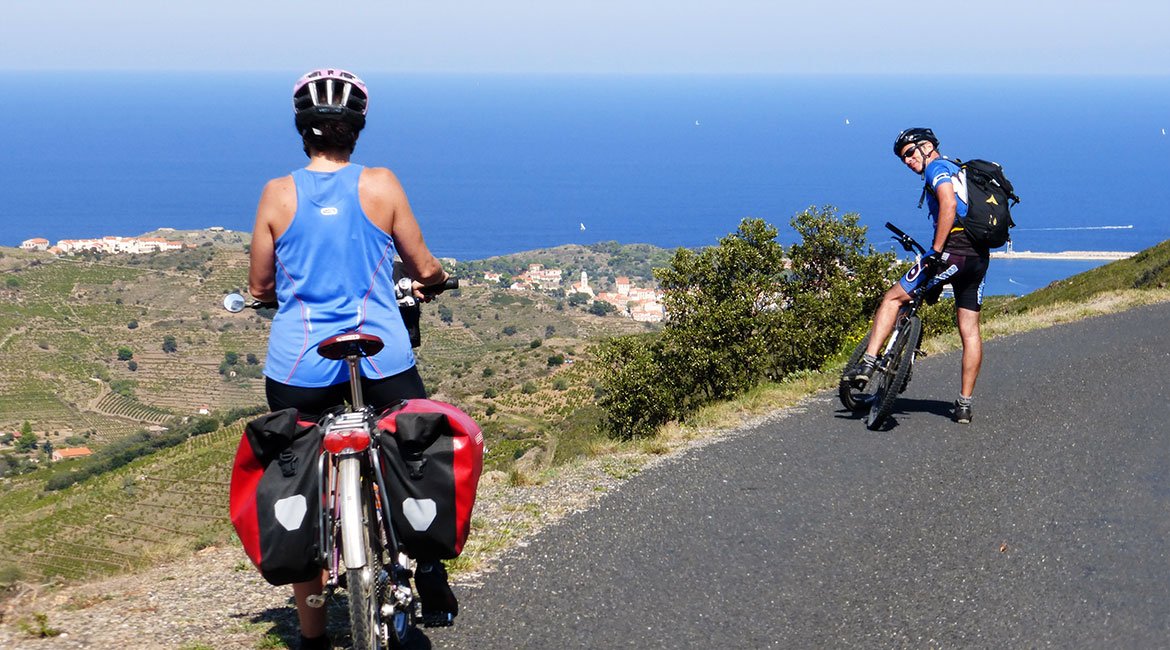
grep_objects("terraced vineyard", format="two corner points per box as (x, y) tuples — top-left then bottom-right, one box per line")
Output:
(93, 392), (173, 424)
(0, 422), (241, 581)
(0, 243), (268, 444)
(0, 236), (679, 589)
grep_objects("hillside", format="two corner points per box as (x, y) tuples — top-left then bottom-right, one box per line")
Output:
(4, 230), (1165, 593)
(0, 236), (670, 584)
(0, 236), (663, 466)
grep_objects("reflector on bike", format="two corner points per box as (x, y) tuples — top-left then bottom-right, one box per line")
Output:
(323, 428), (371, 454)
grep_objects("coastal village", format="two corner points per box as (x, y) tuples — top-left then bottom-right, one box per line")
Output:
(19, 228), (204, 255)
(487, 263), (665, 322)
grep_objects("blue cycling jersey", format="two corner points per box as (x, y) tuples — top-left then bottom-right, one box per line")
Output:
(924, 158), (969, 222)
(924, 158), (984, 257)
(263, 164), (415, 387)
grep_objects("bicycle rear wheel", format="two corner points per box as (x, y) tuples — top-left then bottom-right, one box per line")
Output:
(838, 332), (873, 412)
(346, 486), (393, 650)
(866, 315), (922, 430)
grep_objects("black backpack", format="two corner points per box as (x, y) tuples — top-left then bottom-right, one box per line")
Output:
(919, 158), (1020, 249)
(953, 158), (1020, 249)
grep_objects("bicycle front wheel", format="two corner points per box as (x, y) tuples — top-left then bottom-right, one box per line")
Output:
(866, 315), (922, 430)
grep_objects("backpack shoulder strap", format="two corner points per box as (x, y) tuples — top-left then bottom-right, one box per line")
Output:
(917, 158), (963, 209)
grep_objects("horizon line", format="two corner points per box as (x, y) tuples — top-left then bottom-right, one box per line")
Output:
(5, 69), (1170, 78)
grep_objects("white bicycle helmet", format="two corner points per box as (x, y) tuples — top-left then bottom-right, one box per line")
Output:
(292, 68), (369, 134)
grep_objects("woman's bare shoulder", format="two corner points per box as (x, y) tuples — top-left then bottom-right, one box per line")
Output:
(256, 175), (297, 222)
(359, 166), (406, 196)
(262, 174), (296, 196)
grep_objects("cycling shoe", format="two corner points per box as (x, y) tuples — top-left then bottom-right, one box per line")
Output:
(415, 560), (458, 626)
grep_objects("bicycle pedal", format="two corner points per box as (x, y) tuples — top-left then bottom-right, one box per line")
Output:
(420, 611), (455, 627)
(916, 349), (928, 358)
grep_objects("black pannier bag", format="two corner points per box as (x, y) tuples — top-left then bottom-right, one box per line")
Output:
(230, 408), (324, 586)
(375, 399), (485, 560)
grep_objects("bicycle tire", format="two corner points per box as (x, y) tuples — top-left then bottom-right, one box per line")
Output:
(838, 332), (873, 412)
(347, 485), (393, 650)
(866, 315), (921, 430)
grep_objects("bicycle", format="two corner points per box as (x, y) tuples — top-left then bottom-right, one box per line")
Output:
(838, 223), (932, 430)
(224, 277), (458, 650)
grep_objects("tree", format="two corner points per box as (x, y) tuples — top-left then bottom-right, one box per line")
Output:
(595, 210), (896, 440)
(246, 353), (259, 365)
(438, 304), (454, 324)
(116, 347), (133, 361)
(776, 206), (898, 374)
(219, 351), (241, 376)
(15, 423), (37, 453)
(127, 320), (138, 329)
(595, 334), (687, 439)
(162, 336), (178, 353)
(127, 360), (138, 372)
(653, 217), (790, 400)
(547, 354), (565, 367)
(589, 301), (616, 317)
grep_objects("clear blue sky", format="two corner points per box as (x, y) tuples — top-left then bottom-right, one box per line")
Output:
(4, 0), (1168, 74)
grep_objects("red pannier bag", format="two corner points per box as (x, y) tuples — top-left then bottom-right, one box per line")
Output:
(229, 408), (324, 586)
(375, 399), (485, 560)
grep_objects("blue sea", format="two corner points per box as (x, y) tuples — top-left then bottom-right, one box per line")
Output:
(6, 73), (1169, 296)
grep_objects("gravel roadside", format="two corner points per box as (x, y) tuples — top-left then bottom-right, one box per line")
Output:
(0, 418), (755, 650)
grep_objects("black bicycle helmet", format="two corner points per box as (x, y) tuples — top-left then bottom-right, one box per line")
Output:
(293, 68), (369, 135)
(893, 127), (938, 157)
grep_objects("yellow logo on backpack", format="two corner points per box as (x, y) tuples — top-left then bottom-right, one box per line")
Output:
(985, 195), (999, 206)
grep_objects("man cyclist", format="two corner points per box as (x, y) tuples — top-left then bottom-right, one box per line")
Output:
(846, 128), (989, 424)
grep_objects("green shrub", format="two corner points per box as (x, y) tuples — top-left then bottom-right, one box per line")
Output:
(596, 209), (897, 439)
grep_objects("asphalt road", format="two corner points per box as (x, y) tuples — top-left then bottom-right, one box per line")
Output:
(426, 302), (1170, 649)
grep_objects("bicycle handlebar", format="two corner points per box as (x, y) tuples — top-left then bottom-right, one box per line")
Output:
(885, 222), (926, 257)
(223, 277), (460, 314)
(417, 277), (459, 297)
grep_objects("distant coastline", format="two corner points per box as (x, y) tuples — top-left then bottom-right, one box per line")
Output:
(13, 228), (1140, 266)
(991, 250), (1136, 261)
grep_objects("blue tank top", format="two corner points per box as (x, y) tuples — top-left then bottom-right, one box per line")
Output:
(264, 164), (414, 387)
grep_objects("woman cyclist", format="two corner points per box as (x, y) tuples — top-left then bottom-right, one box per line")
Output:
(248, 68), (457, 649)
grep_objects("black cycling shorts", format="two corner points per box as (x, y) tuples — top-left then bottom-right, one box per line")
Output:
(898, 252), (989, 312)
(265, 365), (427, 421)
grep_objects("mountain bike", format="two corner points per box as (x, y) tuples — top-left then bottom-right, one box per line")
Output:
(224, 277), (458, 649)
(838, 223), (930, 430)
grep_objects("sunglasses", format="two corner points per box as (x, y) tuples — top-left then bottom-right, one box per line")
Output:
(900, 146), (921, 160)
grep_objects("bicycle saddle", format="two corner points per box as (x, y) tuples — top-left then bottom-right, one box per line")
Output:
(317, 332), (385, 360)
